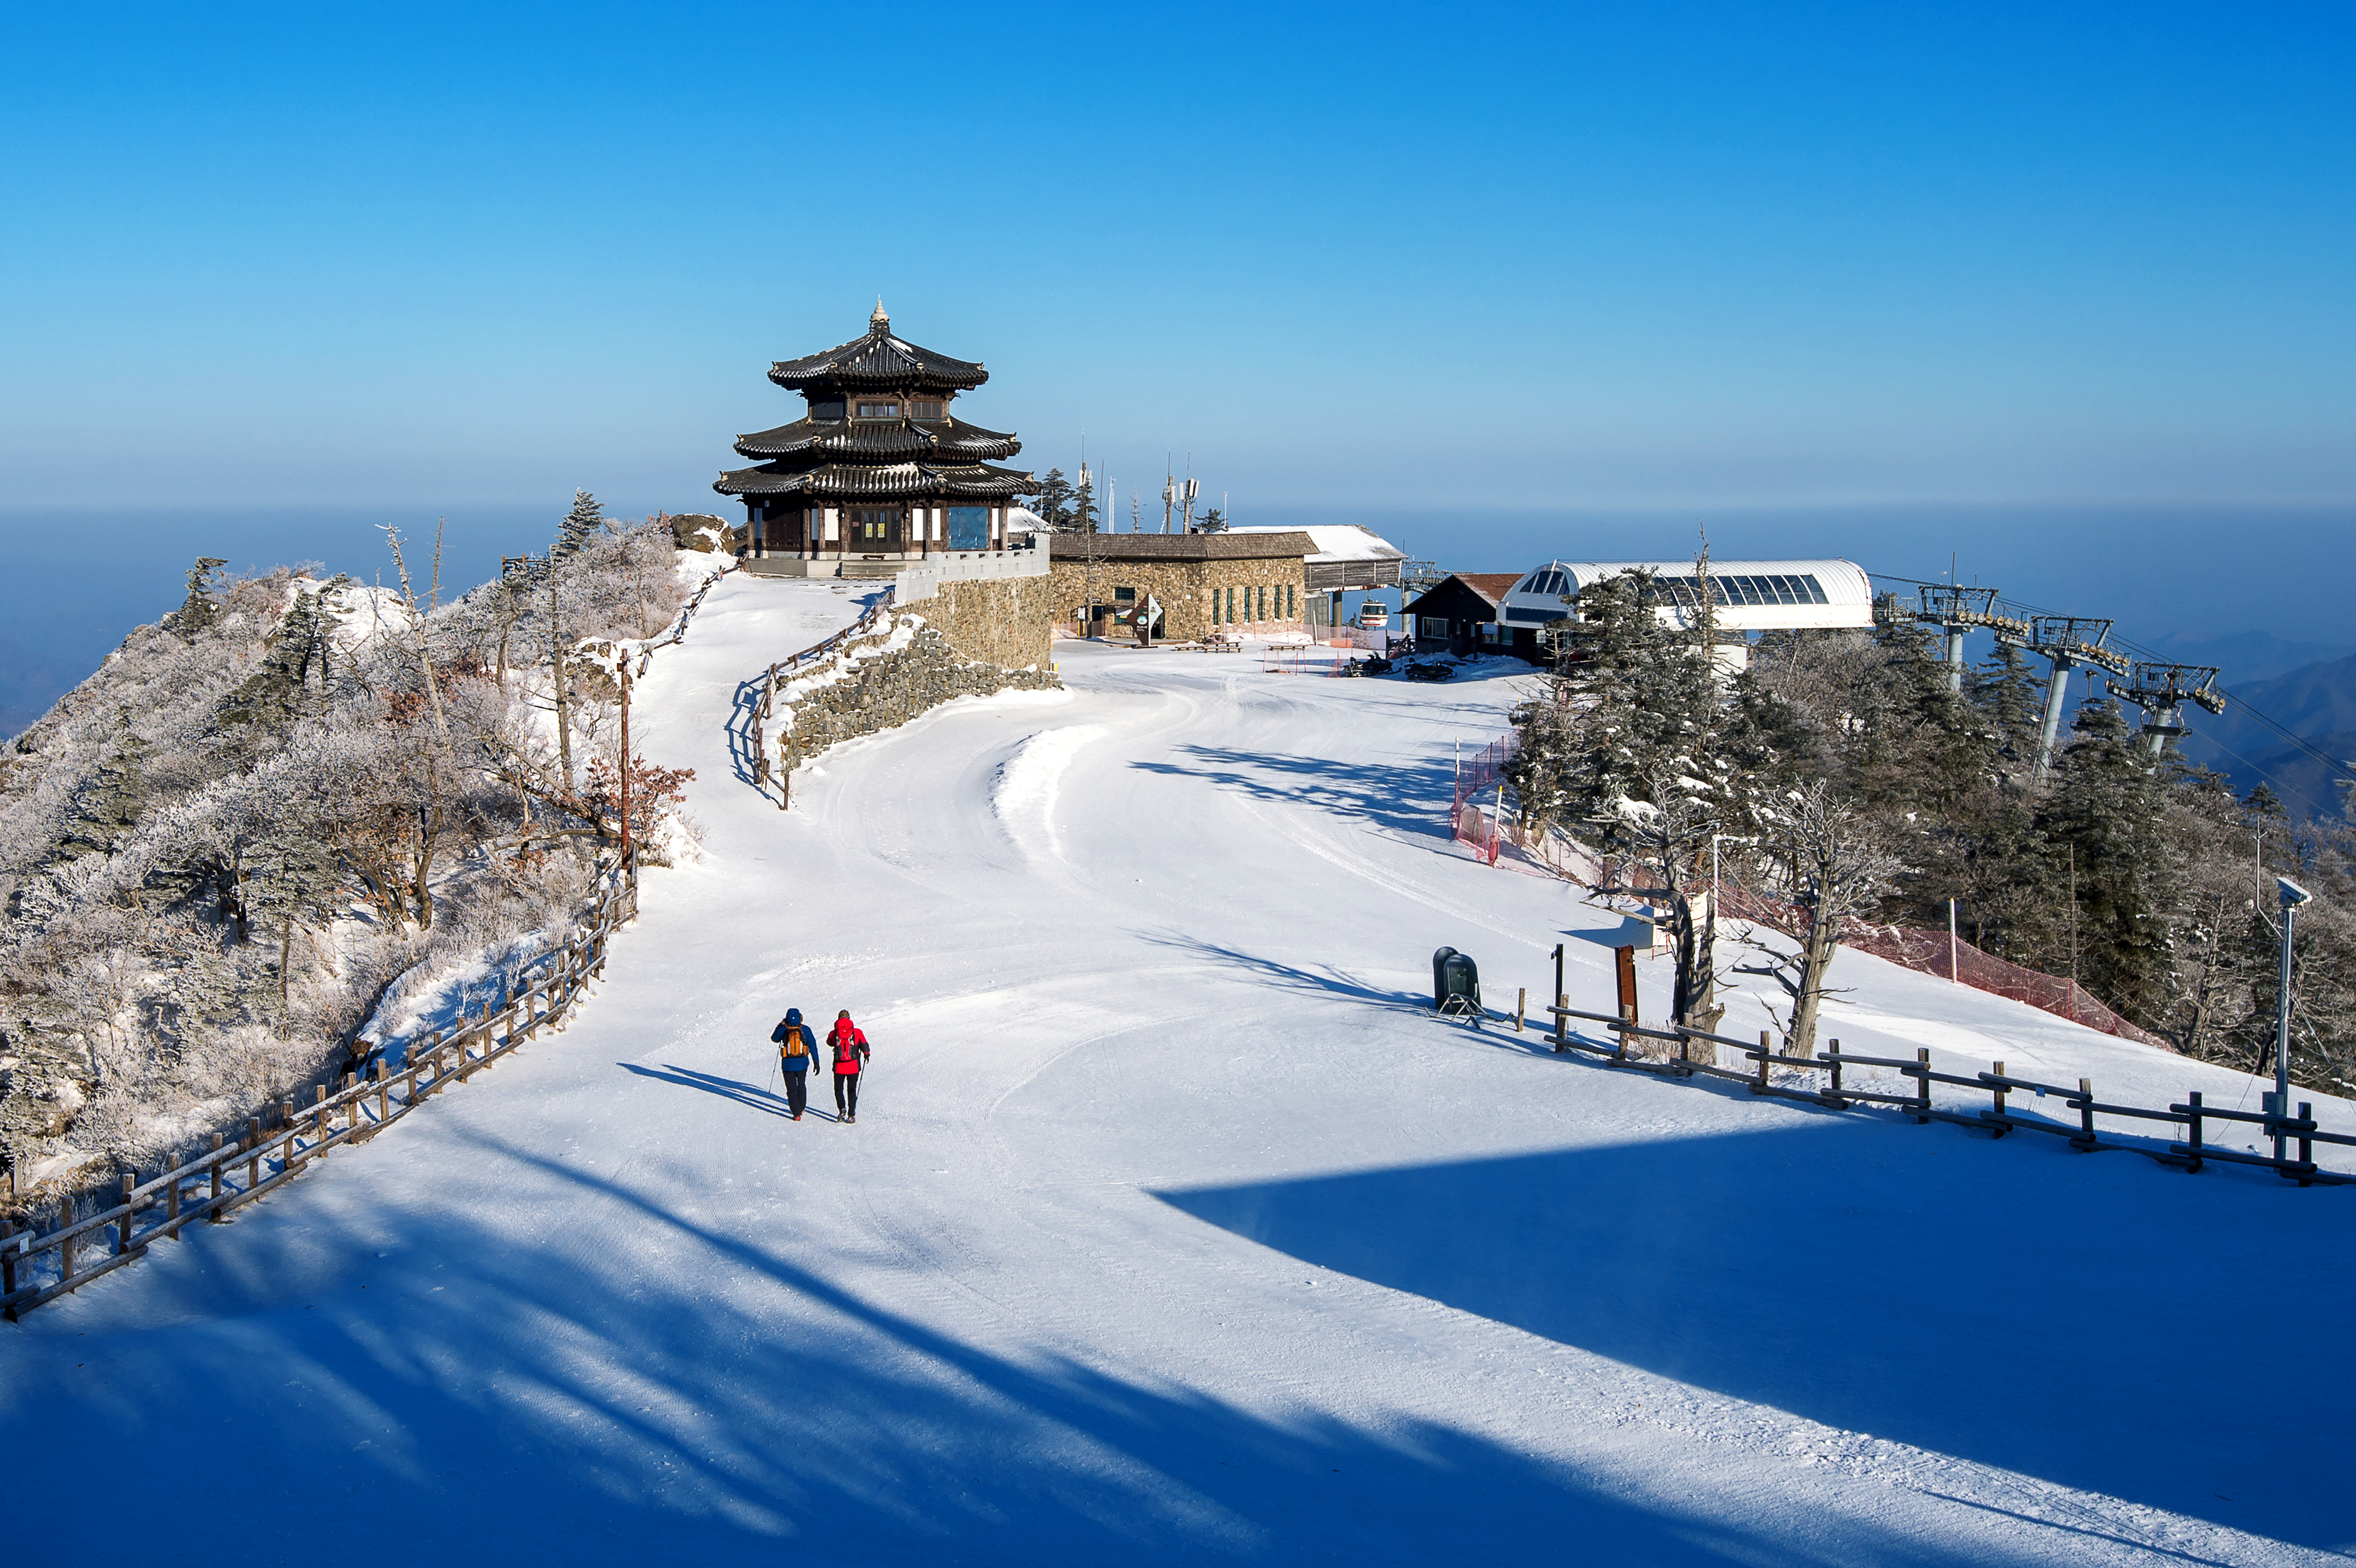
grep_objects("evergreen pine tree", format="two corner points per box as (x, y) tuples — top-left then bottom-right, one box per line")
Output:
(1968, 640), (2043, 766)
(166, 557), (229, 641)
(1195, 507), (1227, 533)
(1070, 475), (1099, 534)
(1507, 570), (1768, 1023)
(2039, 700), (2171, 1020)
(554, 490), (604, 559)
(1032, 469), (1075, 530)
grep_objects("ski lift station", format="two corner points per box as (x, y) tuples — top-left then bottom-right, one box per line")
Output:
(1411, 558), (1876, 663)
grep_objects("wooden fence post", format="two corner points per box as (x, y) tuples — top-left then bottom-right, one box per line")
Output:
(1755, 1031), (1770, 1091)
(59, 1197), (75, 1282)
(1914, 1049), (1931, 1123)
(2185, 1090), (2204, 1172)
(1551, 943), (1566, 1053)
(116, 1173), (134, 1255)
(209, 1132), (224, 1220)
(1991, 1062), (2007, 1137)
(2297, 1102), (2314, 1185)
(1516, 987), (1526, 1034)
(166, 1159), (181, 1235)
(2077, 1079), (2096, 1148)
(1, 1218), (16, 1315)
(1826, 1040), (1843, 1101)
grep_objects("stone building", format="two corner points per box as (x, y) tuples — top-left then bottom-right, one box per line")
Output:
(714, 303), (1035, 577)
(1045, 532), (1317, 641)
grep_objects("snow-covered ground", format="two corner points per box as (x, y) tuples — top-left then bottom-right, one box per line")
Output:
(3, 573), (2349, 1565)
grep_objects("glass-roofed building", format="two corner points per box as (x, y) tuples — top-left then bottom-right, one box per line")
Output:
(1479, 558), (1876, 662)
(715, 303), (1036, 575)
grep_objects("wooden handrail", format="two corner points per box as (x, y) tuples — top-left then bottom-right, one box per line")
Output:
(3, 862), (637, 1319)
(1532, 990), (2351, 1187)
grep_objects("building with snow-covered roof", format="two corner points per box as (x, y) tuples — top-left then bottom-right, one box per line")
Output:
(1226, 523), (1405, 629)
(1436, 559), (1876, 661)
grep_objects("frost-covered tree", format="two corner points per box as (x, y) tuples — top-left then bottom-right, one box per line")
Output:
(0, 521), (696, 1200)
(554, 490), (605, 560)
(1736, 782), (1902, 1055)
(1508, 568), (1776, 1027)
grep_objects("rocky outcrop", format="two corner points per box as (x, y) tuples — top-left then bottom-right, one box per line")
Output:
(670, 514), (742, 554)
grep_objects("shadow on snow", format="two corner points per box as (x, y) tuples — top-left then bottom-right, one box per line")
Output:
(1152, 1122), (2356, 1551)
(5, 1130), (2034, 1568)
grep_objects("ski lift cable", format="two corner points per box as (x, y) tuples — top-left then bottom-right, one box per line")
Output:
(1866, 571), (2356, 786)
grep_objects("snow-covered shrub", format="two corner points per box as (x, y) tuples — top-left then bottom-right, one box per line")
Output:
(0, 515), (696, 1209)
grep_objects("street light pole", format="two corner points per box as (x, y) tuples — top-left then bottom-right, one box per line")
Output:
(2271, 876), (2311, 1160)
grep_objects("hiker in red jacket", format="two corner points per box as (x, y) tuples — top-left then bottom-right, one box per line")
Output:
(828, 1010), (871, 1123)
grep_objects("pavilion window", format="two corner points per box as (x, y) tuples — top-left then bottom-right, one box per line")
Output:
(911, 400), (943, 420)
(855, 401), (901, 419)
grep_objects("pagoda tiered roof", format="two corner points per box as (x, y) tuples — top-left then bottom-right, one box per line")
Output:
(715, 460), (1035, 501)
(717, 303), (1033, 509)
(731, 414), (1021, 463)
(767, 303), (990, 391)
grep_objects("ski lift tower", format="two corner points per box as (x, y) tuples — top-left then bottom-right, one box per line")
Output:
(1916, 585), (2000, 695)
(2107, 662), (2227, 760)
(2001, 615), (2131, 777)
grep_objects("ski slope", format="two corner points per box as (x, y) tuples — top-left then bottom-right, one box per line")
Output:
(3, 572), (2350, 1566)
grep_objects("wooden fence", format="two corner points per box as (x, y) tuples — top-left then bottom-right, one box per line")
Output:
(1533, 996), (2355, 1188)
(0, 860), (640, 1320)
(632, 558), (738, 676)
(749, 585), (898, 809)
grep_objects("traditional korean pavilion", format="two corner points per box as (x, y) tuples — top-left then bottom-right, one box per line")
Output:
(715, 303), (1035, 569)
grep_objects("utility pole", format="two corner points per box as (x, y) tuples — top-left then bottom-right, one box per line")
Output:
(619, 659), (633, 858)
(2271, 877), (2312, 1159)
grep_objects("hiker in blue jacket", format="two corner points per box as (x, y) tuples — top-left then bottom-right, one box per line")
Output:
(771, 1008), (818, 1120)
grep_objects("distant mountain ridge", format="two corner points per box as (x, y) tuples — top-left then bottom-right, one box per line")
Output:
(2177, 652), (2356, 818)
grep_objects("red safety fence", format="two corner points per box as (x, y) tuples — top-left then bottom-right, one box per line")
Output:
(1451, 734), (1515, 865)
(1449, 729), (2168, 1047)
(1707, 880), (2169, 1047)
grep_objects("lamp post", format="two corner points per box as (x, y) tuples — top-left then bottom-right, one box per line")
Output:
(2270, 876), (2312, 1160)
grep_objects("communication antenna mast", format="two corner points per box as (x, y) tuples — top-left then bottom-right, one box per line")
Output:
(1160, 463), (1176, 535)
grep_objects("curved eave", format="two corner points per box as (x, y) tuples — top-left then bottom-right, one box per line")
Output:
(766, 330), (989, 392)
(715, 461), (1036, 501)
(731, 417), (1022, 462)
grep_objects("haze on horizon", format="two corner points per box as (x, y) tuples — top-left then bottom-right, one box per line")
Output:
(3, 1), (2353, 727)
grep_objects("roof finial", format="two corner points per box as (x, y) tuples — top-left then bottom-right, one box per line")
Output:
(870, 297), (889, 332)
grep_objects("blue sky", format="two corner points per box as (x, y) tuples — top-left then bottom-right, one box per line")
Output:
(3, 1), (2354, 712)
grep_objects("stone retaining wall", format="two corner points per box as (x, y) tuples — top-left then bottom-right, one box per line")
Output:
(774, 573), (1058, 773)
